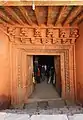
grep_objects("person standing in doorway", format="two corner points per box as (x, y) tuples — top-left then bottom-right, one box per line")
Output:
(41, 65), (45, 81)
(32, 72), (36, 91)
(37, 67), (40, 83)
(48, 67), (51, 84)
(51, 66), (54, 85)
(46, 65), (50, 83)
(34, 61), (38, 83)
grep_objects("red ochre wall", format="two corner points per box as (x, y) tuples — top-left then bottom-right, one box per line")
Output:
(0, 30), (10, 109)
(75, 22), (83, 104)
(0, 23), (83, 108)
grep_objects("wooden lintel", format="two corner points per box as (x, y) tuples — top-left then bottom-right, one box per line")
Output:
(0, 1), (83, 6)
(6, 24), (78, 29)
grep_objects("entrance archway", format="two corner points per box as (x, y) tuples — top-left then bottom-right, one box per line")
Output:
(28, 55), (62, 101)
(10, 45), (75, 107)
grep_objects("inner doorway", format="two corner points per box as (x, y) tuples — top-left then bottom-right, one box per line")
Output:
(29, 55), (62, 101)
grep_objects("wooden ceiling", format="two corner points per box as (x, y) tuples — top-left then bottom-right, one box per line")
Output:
(0, 6), (83, 27)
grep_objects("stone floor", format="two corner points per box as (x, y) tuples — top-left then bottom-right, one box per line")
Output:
(24, 99), (66, 110)
(1, 80), (83, 119)
(1, 105), (83, 120)
(1, 99), (83, 119)
(29, 80), (60, 102)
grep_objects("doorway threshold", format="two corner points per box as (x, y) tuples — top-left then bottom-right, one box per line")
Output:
(26, 98), (63, 103)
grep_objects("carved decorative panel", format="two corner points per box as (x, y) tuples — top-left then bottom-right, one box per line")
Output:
(21, 48), (72, 99)
(70, 28), (79, 38)
(7, 27), (79, 45)
(34, 28), (41, 37)
(64, 50), (70, 95)
(10, 27), (76, 106)
(17, 51), (22, 88)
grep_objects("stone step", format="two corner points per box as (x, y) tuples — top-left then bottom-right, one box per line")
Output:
(0, 112), (83, 120)
(24, 99), (76, 110)
(2, 105), (83, 116)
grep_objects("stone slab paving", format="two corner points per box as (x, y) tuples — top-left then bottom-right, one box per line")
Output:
(68, 114), (83, 120)
(0, 112), (30, 120)
(31, 115), (68, 120)
(48, 99), (65, 108)
(1, 105), (83, 119)
(0, 112), (83, 120)
(29, 81), (60, 99)
(0, 112), (8, 120)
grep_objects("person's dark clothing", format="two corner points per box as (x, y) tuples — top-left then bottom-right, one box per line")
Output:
(37, 68), (40, 83)
(41, 66), (45, 81)
(51, 68), (54, 84)
(41, 66), (45, 73)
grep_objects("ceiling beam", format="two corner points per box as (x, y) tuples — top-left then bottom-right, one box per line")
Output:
(47, 7), (53, 25)
(4, 7), (25, 25)
(34, 7), (41, 26)
(0, 1), (83, 6)
(18, 6), (33, 26)
(55, 6), (73, 25)
(71, 13), (83, 25)
(64, 6), (83, 25)
(0, 18), (7, 24)
(0, 10), (15, 25)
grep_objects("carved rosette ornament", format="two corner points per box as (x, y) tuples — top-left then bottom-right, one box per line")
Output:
(7, 27), (79, 45)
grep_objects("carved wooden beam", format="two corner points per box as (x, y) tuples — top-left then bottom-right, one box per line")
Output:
(71, 12), (83, 25)
(8, 27), (78, 45)
(78, 16), (83, 25)
(18, 6), (33, 26)
(0, 10), (15, 25)
(34, 6), (48, 26)
(0, 1), (83, 6)
(64, 6), (83, 25)
(6, 24), (78, 29)
(0, 18), (7, 24)
(55, 6), (73, 25)
(34, 7), (41, 26)
(4, 7), (25, 25)
(47, 7), (53, 25)
(47, 6), (59, 26)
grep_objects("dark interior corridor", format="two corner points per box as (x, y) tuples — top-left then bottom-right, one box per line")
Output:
(29, 55), (62, 101)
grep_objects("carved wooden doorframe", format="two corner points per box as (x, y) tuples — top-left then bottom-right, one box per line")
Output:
(10, 43), (76, 107)
(24, 48), (70, 101)
(24, 50), (65, 101)
(8, 26), (78, 106)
